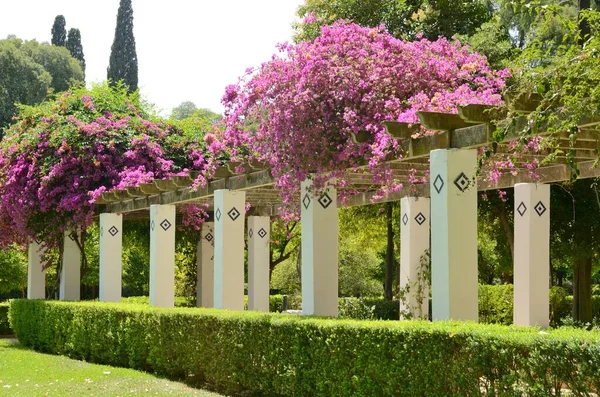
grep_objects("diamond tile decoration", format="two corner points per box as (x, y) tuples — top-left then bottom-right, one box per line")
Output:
(228, 207), (240, 221)
(249, 228), (254, 238)
(151, 220), (155, 231)
(35, 238), (42, 245)
(215, 208), (222, 221)
(433, 175), (444, 194)
(517, 202), (527, 217)
(454, 172), (470, 192)
(69, 234), (76, 241)
(534, 201), (547, 217)
(108, 226), (119, 237)
(414, 212), (426, 226)
(302, 193), (311, 210)
(205, 232), (213, 242)
(258, 228), (267, 239)
(402, 213), (409, 226)
(160, 219), (172, 231)
(318, 193), (333, 209)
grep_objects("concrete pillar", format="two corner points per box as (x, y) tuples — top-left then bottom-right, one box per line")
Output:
(60, 231), (80, 301)
(301, 179), (338, 317)
(400, 197), (430, 319)
(149, 205), (176, 307)
(99, 213), (123, 302)
(197, 222), (215, 308)
(514, 183), (550, 327)
(27, 241), (45, 299)
(430, 149), (478, 321)
(248, 216), (270, 312)
(214, 189), (246, 310)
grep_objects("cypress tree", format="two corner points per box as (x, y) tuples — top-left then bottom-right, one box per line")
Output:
(66, 28), (86, 80)
(107, 0), (138, 93)
(51, 15), (67, 47)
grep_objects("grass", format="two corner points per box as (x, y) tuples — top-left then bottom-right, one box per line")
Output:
(0, 338), (222, 396)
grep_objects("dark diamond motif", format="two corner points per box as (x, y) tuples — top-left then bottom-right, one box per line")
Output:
(302, 193), (311, 210)
(108, 226), (119, 237)
(454, 172), (470, 192)
(433, 175), (444, 194)
(160, 219), (172, 231)
(517, 202), (527, 217)
(205, 232), (213, 242)
(318, 193), (332, 209)
(69, 234), (76, 241)
(215, 208), (221, 221)
(402, 213), (409, 226)
(151, 220), (155, 231)
(414, 212), (426, 226)
(228, 207), (240, 221)
(249, 228), (254, 238)
(35, 238), (42, 245)
(534, 201), (547, 217)
(258, 228), (267, 239)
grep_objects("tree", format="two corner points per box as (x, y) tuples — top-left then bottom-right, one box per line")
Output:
(171, 101), (198, 120)
(51, 15), (67, 47)
(66, 28), (86, 79)
(107, 0), (138, 93)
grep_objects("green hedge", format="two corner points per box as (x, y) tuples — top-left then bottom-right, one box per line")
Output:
(0, 302), (11, 335)
(9, 299), (600, 396)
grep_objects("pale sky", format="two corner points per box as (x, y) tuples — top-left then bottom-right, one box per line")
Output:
(0, 0), (304, 115)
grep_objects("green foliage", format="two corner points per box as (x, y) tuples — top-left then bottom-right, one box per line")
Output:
(51, 15), (67, 47)
(66, 28), (86, 79)
(0, 302), (11, 335)
(10, 300), (600, 396)
(338, 245), (382, 297)
(108, 0), (138, 93)
(479, 284), (514, 325)
(0, 245), (27, 296)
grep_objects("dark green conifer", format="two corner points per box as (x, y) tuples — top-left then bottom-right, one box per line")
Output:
(66, 28), (86, 80)
(51, 15), (67, 47)
(107, 0), (138, 93)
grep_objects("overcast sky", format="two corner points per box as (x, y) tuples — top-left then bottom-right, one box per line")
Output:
(0, 0), (303, 115)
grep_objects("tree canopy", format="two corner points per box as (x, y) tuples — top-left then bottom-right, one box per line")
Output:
(51, 15), (66, 47)
(66, 28), (86, 79)
(107, 0), (138, 93)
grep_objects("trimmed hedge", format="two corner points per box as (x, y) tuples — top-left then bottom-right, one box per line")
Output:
(9, 299), (600, 396)
(0, 302), (11, 335)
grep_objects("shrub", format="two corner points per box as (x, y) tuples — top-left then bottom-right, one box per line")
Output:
(10, 300), (600, 396)
(0, 302), (11, 335)
(479, 284), (514, 325)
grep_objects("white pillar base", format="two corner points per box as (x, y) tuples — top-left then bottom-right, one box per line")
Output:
(99, 213), (123, 302)
(400, 197), (430, 319)
(214, 190), (246, 311)
(27, 241), (45, 299)
(60, 231), (80, 301)
(301, 179), (338, 317)
(197, 222), (215, 308)
(430, 149), (478, 321)
(514, 183), (550, 328)
(150, 205), (176, 308)
(248, 216), (270, 312)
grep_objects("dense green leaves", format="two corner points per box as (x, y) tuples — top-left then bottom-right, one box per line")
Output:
(66, 28), (86, 79)
(50, 15), (66, 47)
(107, 0), (138, 93)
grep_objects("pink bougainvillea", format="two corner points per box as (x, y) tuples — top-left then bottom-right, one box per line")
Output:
(221, 21), (508, 214)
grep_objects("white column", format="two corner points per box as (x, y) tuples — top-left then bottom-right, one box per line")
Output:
(430, 149), (478, 321)
(400, 197), (430, 319)
(99, 213), (123, 302)
(60, 231), (80, 301)
(149, 205), (176, 308)
(214, 189), (246, 310)
(197, 222), (215, 308)
(301, 179), (338, 317)
(27, 241), (45, 299)
(248, 216), (270, 312)
(514, 183), (550, 327)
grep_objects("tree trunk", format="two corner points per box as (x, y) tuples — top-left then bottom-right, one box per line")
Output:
(579, 0), (591, 45)
(573, 256), (592, 323)
(384, 202), (394, 301)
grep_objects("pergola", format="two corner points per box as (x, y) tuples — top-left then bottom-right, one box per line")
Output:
(27, 101), (600, 327)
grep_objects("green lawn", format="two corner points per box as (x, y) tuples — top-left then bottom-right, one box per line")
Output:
(0, 338), (222, 396)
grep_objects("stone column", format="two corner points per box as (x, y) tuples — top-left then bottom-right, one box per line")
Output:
(99, 213), (123, 302)
(248, 216), (270, 312)
(301, 179), (338, 317)
(196, 222), (215, 308)
(149, 205), (176, 307)
(214, 189), (246, 310)
(27, 241), (45, 299)
(60, 231), (80, 301)
(430, 149), (478, 321)
(400, 197), (430, 319)
(514, 183), (550, 327)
